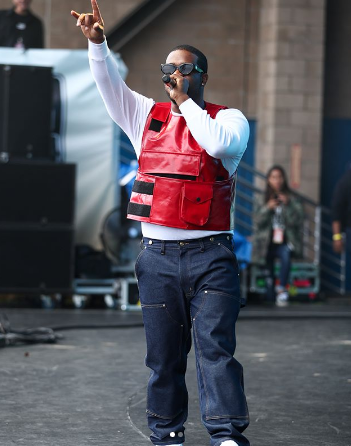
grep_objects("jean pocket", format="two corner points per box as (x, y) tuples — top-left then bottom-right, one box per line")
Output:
(141, 302), (183, 326)
(134, 246), (147, 277)
(217, 242), (239, 268)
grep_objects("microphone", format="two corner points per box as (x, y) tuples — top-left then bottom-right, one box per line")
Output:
(162, 74), (176, 87)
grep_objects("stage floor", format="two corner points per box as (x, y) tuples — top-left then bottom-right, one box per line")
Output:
(1, 302), (350, 446)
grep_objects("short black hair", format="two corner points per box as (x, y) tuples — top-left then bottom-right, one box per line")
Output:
(170, 44), (208, 73)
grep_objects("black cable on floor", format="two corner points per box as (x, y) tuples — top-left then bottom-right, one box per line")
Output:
(0, 313), (144, 348)
(51, 323), (144, 331)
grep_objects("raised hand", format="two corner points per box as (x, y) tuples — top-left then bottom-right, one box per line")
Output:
(71, 0), (105, 44)
(267, 198), (279, 210)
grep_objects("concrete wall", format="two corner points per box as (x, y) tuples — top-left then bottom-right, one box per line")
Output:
(114, 0), (261, 116)
(255, 0), (326, 201)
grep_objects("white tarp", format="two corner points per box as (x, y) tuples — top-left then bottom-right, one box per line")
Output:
(0, 48), (128, 249)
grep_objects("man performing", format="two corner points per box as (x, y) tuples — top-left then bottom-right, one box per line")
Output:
(71, 2), (250, 445)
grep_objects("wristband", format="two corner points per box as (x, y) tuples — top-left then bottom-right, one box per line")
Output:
(332, 233), (342, 241)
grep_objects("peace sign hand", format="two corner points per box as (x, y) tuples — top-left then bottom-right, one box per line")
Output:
(71, 0), (105, 44)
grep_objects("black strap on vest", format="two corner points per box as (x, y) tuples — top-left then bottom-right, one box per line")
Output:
(127, 180), (154, 218)
(150, 173), (196, 181)
(127, 202), (151, 218)
(149, 119), (163, 132)
(132, 180), (155, 195)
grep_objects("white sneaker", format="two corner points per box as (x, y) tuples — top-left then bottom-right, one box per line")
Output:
(220, 441), (239, 446)
(276, 291), (289, 307)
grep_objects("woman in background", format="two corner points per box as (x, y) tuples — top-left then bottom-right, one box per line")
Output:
(252, 165), (304, 306)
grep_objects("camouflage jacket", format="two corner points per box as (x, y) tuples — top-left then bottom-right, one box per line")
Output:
(251, 194), (304, 264)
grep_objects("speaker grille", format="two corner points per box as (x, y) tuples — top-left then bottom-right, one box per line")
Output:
(0, 163), (75, 225)
(0, 64), (53, 160)
(0, 162), (76, 293)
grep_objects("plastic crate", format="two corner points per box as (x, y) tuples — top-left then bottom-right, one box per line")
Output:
(249, 262), (320, 297)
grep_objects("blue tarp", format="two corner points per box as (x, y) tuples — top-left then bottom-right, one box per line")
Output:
(233, 231), (252, 268)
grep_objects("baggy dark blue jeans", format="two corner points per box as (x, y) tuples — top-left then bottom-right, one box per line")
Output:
(135, 234), (250, 446)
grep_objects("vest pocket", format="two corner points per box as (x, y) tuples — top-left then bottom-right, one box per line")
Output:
(180, 182), (213, 226)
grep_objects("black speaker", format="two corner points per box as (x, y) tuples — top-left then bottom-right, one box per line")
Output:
(0, 162), (76, 293)
(0, 162), (75, 224)
(0, 228), (74, 293)
(0, 64), (53, 161)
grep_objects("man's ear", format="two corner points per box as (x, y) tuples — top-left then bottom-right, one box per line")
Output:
(201, 73), (209, 87)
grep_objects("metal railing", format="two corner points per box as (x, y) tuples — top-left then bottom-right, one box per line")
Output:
(236, 161), (346, 295)
(319, 207), (347, 295)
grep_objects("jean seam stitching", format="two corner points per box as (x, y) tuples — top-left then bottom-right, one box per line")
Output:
(178, 324), (184, 365)
(217, 242), (240, 267)
(205, 415), (250, 420)
(205, 289), (242, 304)
(141, 304), (182, 326)
(242, 367), (250, 419)
(146, 409), (174, 420)
(192, 299), (210, 418)
(192, 292), (206, 319)
(134, 246), (147, 276)
(164, 305), (184, 327)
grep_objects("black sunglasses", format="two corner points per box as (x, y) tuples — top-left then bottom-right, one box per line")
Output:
(160, 63), (204, 76)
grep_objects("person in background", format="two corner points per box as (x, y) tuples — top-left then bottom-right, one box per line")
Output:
(331, 164), (351, 279)
(252, 165), (304, 306)
(71, 1), (251, 445)
(0, 0), (44, 49)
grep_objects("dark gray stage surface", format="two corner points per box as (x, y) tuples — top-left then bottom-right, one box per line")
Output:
(1, 302), (351, 446)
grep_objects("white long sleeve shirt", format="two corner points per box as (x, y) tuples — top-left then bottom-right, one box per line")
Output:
(89, 40), (250, 240)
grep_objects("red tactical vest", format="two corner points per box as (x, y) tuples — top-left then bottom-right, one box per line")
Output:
(127, 102), (236, 230)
